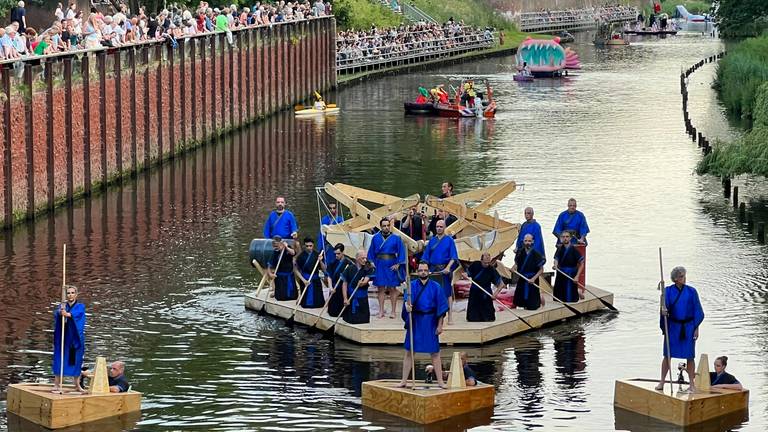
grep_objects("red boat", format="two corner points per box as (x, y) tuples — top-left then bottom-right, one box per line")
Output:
(435, 79), (497, 118)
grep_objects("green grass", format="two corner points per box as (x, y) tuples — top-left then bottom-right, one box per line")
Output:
(408, 0), (515, 31)
(334, 0), (404, 30)
(714, 34), (768, 120)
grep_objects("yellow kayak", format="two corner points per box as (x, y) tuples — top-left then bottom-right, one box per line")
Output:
(295, 107), (340, 116)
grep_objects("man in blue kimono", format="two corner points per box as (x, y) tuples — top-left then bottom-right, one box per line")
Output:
(268, 236), (297, 301)
(399, 262), (450, 389)
(513, 234), (545, 310)
(263, 196), (299, 240)
(656, 266), (705, 391)
(552, 198), (589, 246)
(325, 244), (353, 317)
(367, 218), (406, 319)
(342, 250), (374, 324)
(515, 207), (545, 261)
(318, 202), (344, 266)
(53, 285), (86, 393)
(553, 231), (584, 303)
(293, 238), (326, 308)
(422, 219), (459, 324)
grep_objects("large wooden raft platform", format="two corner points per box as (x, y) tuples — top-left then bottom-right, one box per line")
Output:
(244, 285), (613, 345)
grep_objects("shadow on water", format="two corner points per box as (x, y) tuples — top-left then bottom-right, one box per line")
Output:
(614, 407), (749, 432)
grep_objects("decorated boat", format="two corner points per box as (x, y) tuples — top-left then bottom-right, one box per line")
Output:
(515, 37), (574, 78)
(595, 22), (629, 46)
(436, 79), (497, 118)
(295, 104), (340, 116)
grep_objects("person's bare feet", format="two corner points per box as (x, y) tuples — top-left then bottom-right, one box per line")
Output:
(51, 386), (61, 393)
(396, 381), (407, 388)
(378, 312), (385, 319)
(389, 313), (396, 319)
(437, 382), (448, 389)
(654, 382), (664, 391)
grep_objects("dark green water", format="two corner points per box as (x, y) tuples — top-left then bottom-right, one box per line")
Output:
(2, 32), (767, 431)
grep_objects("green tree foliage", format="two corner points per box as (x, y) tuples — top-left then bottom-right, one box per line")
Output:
(716, 0), (768, 38)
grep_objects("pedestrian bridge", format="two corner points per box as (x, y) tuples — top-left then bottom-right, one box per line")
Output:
(516, 7), (638, 33)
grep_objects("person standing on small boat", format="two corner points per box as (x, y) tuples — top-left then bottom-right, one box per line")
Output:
(263, 196), (299, 240)
(367, 218), (406, 319)
(552, 231), (584, 302)
(326, 244), (352, 317)
(710, 356), (742, 390)
(342, 250), (374, 324)
(656, 266), (705, 391)
(268, 236), (297, 300)
(553, 198), (589, 285)
(294, 237), (325, 308)
(52, 285), (86, 393)
(515, 207), (545, 260)
(318, 202), (344, 266)
(464, 252), (504, 322)
(399, 261), (449, 389)
(422, 220), (459, 324)
(513, 234), (545, 310)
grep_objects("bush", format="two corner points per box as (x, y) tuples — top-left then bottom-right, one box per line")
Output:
(714, 34), (768, 120)
(334, 0), (403, 30)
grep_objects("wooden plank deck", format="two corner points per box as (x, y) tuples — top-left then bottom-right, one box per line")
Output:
(244, 284), (613, 345)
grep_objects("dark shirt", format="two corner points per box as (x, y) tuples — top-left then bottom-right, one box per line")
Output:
(428, 215), (458, 237)
(147, 19), (158, 38)
(709, 371), (739, 386)
(463, 365), (476, 382)
(10, 7), (25, 31)
(108, 374), (130, 392)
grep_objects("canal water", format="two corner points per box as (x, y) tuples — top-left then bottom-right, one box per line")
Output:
(2, 32), (767, 431)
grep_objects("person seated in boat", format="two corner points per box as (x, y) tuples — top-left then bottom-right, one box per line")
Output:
(313, 91), (326, 111)
(710, 356), (743, 390)
(79, 360), (130, 393)
(519, 62), (532, 77)
(415, 86), (429, 104)
(435, 352), (477, 386)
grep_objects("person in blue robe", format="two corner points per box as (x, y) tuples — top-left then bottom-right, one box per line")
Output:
(293, 238), (326, 308)
(656, 266), (705, 390)
(399, 262), (450, 388)
(318, 202), (344, 266)
(515, 207), (545, 261)
(52, 285), (86, 392)
(263, 196), (299, 240)
(513, 234), (546, 310)
(464, 253), (503, 322)
(709, 356), (742, 390)
(367, 218), (406, 318)
(553, 231), (584, 303)
(552, 198), (589, 246)
(325, 244), (353, 317)
(342, 251), (374, 324)
(268, 237), (297, 301)
(422, 219), (459, 323)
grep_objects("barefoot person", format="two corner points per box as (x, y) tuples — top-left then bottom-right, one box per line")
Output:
(656, 266), (704, 391)
(52, 285), (86, 393)
(367, 218), (406, 318)
(422, 219), (458, 324)
(399, 262), (449, 389)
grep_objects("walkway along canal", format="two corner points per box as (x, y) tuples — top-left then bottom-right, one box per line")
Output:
(0, 17), (336, 228)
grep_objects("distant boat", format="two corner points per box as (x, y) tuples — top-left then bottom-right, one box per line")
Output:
(513, 73), (534, 82)
(674, 5), (709, 23)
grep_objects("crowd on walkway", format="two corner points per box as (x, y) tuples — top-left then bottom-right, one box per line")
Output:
(1, 0), (332, 60)
(517, 4), (638, 25)
(336, 20), (494, 66)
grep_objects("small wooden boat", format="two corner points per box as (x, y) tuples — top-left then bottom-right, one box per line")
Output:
(294, 106), (340, 116)
(513, 73), (534, 82)
(403, 101), (437, 115)
(595, 37), (630, 46)
(7, 383), (142, 429)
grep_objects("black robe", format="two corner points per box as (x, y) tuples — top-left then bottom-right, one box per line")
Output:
(270, 249), (296, 301)
(327, 258), (352, 317)
(466, 262), (501, 322)
(342, 264), (373, 324)
(554, 245), (583, 303)
(514, 248), (544, 310)
(296, 251), (324, 308)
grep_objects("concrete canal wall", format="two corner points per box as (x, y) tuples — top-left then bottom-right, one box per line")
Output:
(0, 17), (336, 228)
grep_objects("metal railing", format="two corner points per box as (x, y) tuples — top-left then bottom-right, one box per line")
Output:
(336, 30), (496, 74)
(517, 7), (638, 32)
(401, 2), (438, 24)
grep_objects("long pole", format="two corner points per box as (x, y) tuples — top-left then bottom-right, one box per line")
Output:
(659, 248), (674, 394)
(465, 277), (535, 329)
(508, 267), (583, 317)
(405, 255), (416, 390)
(309, 263), (349, 329)
(555, 268), (618, 311)
(58, 244), (66, 392)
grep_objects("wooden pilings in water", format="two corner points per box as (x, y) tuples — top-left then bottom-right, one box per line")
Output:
(680, 53), (726, 154)
(758, 223), (766, 244)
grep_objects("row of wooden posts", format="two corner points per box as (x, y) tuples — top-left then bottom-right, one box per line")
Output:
(680, 52), (766, 244)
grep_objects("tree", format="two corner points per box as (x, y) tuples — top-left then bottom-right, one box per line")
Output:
(716, 0), (768, 38)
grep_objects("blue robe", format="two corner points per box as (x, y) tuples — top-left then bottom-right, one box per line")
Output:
(402, 279), (449, 353)
(326, 258), (352, 317)
(52, 301), (86, 377)
(342, 264), (374, 324)
(296, 251), (324, 308)
(318, 214), (344, 265)
(515, 219), (546, 261)
(269, 249), (296, 301)
(660, 284), (704, 359)
(466, 262), (501, 322)
(422, 235), (459, 298)
(263, 210), (299, 239)
(554, 245), (583, 303)
(514, 248), (545, 310)
(367, 232), (406, 287)
(552, 210), (589, 244)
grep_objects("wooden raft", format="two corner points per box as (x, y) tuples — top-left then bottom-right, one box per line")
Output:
(613, 379), (749, 427)
(7, 383), (142, 430)
(362, 379), (495, 424)
(244, 285), (613, 345)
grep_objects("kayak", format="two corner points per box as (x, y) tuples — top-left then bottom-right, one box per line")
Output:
(295, 107), (340, 116)
(513, 73), (534, 82)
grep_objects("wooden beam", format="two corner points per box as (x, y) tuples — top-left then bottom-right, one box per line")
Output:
(448, 181), (516, 210)
(426, 195), (514, 233)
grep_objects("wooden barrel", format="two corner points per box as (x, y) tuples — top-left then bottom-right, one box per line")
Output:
(249, 239), (295, 268)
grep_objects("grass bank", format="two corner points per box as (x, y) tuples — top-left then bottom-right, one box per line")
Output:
(334, 0), (404, 30)
(714, 34), (768, 120)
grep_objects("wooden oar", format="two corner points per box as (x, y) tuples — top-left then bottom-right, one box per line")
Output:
(510, 268), (583, 317)
(658, 248), (674, 394)
(405, 255), (416, 390)
(322, 269), (366, 339)
(257, 247), (285, 315)
(555, 268), (618, 312)
(307, 263), (349, 333)
(55, 244), (67, 394)
(465, 277), (536, 329)
(286, 250), (324, 327)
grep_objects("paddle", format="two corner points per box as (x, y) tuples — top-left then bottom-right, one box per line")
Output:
(307, 262), (350, 333)
(509, 268), (583, 318)
(405, 255), (416, 390)
(257, 247), (286, 315)
(286, 250), (324, 327)
(465, 276), (536, 329)
(322, 266), (367, 339)
(658, 248), (675, 394)
(555, 268), (618, 311)
(55, 244), (67, 394)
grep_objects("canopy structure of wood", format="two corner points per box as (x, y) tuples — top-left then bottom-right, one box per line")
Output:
(321, 181), (520, 262)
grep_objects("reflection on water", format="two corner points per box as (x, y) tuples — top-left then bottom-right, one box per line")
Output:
(1, 33), (767, 431)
